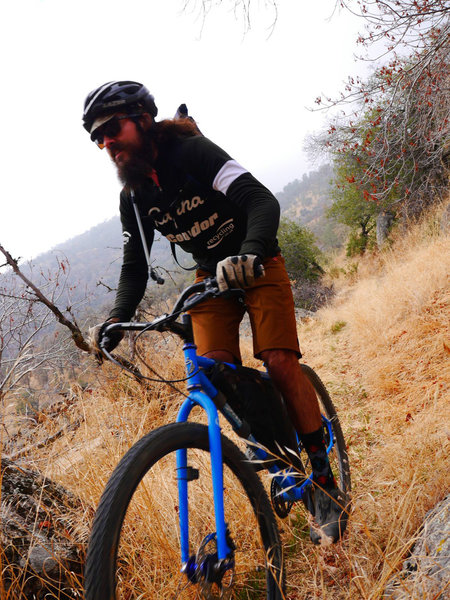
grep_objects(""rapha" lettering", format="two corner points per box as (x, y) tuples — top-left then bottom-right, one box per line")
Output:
(176, 196), (204, 216)
(148, 207), (173, 226)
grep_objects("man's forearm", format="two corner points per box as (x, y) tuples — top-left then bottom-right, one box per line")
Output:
(109, 268), (148, 321)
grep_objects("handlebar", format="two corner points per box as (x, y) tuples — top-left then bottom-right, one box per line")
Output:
(99, 277), (245, 351)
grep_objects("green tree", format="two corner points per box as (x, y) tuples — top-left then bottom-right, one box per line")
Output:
(326, 136), (380, 255)
(277, 218), (324, 281)
(312, 34), (449, 254)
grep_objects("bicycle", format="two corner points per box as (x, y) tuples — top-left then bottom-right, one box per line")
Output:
(84, 278), (351, 599)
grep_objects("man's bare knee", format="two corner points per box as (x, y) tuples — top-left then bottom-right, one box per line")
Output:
(204, 350), (235, 363)
(260, 349), (298, 374)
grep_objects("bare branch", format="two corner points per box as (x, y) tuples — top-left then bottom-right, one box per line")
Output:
(0, 244), (90, 353)
(6, 419), (83, 460)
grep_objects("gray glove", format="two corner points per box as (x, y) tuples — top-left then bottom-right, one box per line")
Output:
(216, 254), (265, 292)
(88, 319), (123, 356)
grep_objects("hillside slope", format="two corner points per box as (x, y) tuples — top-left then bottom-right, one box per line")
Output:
(275, 163), (346, 249)
(288, 203), (449, 598)
(4, 202), (449, 599)
(18, 217), (188, 315)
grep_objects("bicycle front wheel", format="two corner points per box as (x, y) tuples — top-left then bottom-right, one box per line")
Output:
(84, 422), (284, 599)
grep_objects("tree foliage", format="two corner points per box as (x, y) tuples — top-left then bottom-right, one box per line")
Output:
(0, 272), (65, 405)
(308, 0), (450, 253)
(277, 218), (324, 281)
(321, 45), (448, 216)
(327, 148), (380, 254)
(0, 246), (91, 410)
(182, 0), (278, 33)
(277, 219), (334, 310)
(337, 0), (449, 58)
(321, 1), (448, 210)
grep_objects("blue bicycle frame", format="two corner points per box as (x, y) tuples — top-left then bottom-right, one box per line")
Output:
(175, 339), (336, 570)
(101, 279), (337, 575)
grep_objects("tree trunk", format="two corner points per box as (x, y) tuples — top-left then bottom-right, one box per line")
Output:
(376, 210), (395, 248)
(1, 458), (85, 598)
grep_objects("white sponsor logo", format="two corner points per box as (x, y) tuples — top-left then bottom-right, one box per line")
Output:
(148, 196), (205, 226)
(207, 218), (235, 249)
(123, 231), (131, 245)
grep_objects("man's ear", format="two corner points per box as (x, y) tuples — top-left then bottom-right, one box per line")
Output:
(139, 113), (154, 130)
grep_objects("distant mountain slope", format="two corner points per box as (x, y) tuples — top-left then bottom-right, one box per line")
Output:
(276, 163), (333, 221)
(19, 217), (187, 316)
(276, 163), (345, 249)
(34, 217), (123, 294)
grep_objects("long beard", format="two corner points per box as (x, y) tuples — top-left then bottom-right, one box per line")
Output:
(112, 131), (156, 188)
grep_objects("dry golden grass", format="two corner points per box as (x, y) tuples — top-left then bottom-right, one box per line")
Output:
(3, 202), (449, 598)
(293, 202), (450, 599)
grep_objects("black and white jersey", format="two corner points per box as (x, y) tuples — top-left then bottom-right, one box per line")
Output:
(111, 134), (280, 321)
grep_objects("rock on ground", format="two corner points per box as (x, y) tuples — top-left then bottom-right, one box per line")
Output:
(1, 458), (85, 599)
(384, 495), (450, 599)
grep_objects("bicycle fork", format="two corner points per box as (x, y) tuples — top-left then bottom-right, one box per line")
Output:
(176, 344), (233, 578)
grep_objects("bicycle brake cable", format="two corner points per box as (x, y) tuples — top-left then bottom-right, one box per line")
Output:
(100, 335), (198, 398)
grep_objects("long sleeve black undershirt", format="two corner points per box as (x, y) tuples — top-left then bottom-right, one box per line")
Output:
(226, 172), (280, 259)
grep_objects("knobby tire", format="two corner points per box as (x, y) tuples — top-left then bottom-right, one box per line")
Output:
(84, 422), (284, 599)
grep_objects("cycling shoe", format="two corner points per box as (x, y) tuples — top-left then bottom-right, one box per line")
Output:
(308, 485), (349, 545)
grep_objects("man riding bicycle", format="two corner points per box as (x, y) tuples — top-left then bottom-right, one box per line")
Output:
(83, 80), (348, 545)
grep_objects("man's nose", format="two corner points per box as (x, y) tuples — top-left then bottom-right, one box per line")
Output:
(104, 135), (116, 149)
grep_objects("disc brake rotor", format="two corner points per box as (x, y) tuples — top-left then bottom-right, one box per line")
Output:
(195, 534), (234, 600)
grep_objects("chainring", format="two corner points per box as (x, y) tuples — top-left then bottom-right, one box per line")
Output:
(270, 478), (294, 518)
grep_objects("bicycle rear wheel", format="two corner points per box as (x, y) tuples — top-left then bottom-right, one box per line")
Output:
(300, 364), (351, 495)
(84, 422), (284, 599)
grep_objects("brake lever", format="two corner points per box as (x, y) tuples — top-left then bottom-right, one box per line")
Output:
(182, 290), (215, 311)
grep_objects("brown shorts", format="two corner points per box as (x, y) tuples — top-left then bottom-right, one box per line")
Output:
(189, 255), (301, 362)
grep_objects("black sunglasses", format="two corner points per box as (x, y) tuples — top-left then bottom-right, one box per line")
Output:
(92, 114), (141, 149)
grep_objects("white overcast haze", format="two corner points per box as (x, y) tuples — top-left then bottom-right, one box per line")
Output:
(1, 0), (369, 261)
